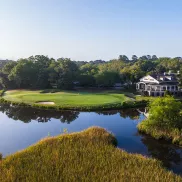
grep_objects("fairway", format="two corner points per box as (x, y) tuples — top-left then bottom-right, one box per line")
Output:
(3, 90), (130, 109)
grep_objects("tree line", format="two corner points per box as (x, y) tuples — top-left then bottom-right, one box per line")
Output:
(0, 55), (182, 89)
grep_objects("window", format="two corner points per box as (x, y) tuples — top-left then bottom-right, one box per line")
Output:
(156, 86), (160, 90)
(147, 86), (150, 90)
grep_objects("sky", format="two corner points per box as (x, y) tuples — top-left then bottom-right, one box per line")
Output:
(0, 0), (182, 61)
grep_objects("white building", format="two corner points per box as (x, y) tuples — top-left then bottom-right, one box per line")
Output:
(136, 72), (181, 96)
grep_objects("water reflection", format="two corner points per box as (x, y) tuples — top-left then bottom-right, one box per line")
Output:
(96, 109), (140, 120)
(0, 103), (140, 124)
(140, 134), (182, 172)
(0, 103), (79, 123)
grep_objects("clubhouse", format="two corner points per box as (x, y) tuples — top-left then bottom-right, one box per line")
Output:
(136, 72), (182, 96)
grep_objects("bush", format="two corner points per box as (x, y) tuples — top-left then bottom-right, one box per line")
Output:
(138, 96), (182, 146)
(0, 89), (6, 97)
(164, 90), (172, 97)
(147, 96), (182, 129)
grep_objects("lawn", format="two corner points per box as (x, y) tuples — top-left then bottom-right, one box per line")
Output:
(136, 95), (182, 102)
(2, 89), (131, 110)
(0, 127), (180, 182)
(135, 95), (157, 102)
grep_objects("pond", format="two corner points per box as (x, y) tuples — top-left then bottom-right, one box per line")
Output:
(0, 103), (182, 175)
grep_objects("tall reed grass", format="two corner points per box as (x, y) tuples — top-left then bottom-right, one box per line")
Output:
(0, 127), (181, 182)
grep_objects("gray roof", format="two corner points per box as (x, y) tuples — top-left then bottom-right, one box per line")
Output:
(150, 73), (178, 82)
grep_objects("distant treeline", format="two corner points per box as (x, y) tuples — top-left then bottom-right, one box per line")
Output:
(0, 55), (182, 89)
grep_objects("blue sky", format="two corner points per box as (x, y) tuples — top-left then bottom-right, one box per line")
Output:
(0, 0), (182, 61)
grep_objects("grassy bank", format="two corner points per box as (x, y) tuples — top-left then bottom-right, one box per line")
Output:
(0, 127), (181, 182)
(1, 90), (147, 111)
(138, 120), (182, 146)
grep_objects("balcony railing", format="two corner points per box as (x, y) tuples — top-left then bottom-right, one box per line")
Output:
(144, 88), (179, 91)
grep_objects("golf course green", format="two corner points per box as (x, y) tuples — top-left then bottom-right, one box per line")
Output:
(2, 89), (133, 110)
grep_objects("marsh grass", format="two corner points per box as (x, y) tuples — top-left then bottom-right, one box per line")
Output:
(0, 127), (181, 182)
(138, 120), (182, 146)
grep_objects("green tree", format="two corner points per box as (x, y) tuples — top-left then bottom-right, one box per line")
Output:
(156, 57), (180, 72)
(119, 55), (129, 62)
(146, 55), (152, 60)
(95, 71), (120, 87)
(77, 74), (96, 87)
(48, 60), (60, 87)
(148, 96), (182, 129)
(132, 55), (138, 61)
(8, 59), (38, 88)
(80, 63), (98, 75)
(31, 55), (53, 88)
(179, 68), (182, 87)
(152, 55), (158, 60)
(139, 55), (148, 61)
(2, 61), (17, 75)
(0, 61), (17, 89)
(57, 58), (78, 89)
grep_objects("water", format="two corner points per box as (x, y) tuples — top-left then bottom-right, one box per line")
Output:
(0, 104), (182, 174)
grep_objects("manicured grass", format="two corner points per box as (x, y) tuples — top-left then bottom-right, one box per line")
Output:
(0, 127), (181, 182)
(138, 120), (182, 146)
(136, 95), (156, 102)
(2, 89), (132, 110)
(136, 95), (182, 102)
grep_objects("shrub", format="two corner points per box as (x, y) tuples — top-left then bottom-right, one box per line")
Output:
(147, 96), (182, 129)
(164, 90), (172, 97)
(0, 89), (6, 97)
(138, 96), (182, 146)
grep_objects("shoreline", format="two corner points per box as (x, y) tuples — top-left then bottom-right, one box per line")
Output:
(0, 97), (147, 111)
(137, 120), (182, 147)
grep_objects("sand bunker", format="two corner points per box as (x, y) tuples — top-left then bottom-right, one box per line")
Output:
(37, 102), (55, 105)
